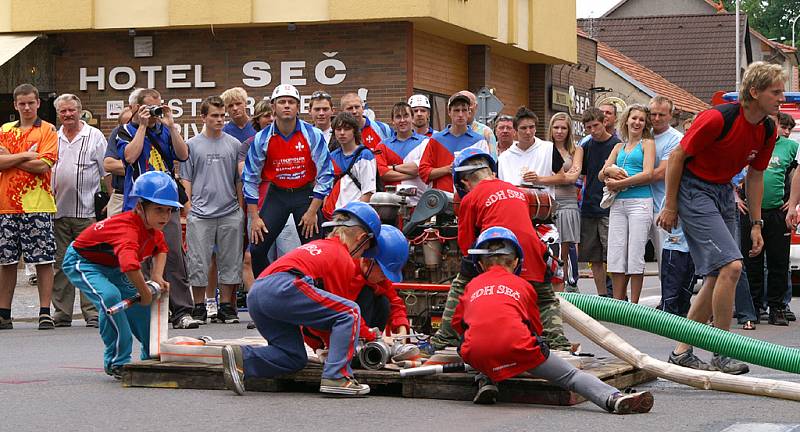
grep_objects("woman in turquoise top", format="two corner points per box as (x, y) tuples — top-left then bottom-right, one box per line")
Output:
(598, 104), (655, 303)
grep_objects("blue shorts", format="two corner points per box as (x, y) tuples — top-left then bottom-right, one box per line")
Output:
(678, 171), (742, 277)
(0, 213), (56, 265)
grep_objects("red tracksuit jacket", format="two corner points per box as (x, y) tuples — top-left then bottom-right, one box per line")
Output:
(452, 266), (547, 382)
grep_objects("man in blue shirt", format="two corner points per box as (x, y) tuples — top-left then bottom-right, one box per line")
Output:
(221, 87), (257, 143)
(116, 88), (200, 329)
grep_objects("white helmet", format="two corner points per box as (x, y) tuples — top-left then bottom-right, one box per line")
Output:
(408, 94), (431, 109)
(271, 84), (301, 102)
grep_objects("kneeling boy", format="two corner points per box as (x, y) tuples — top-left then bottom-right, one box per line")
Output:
(63, 171), (178, 379)
(221, 201), (382, 397)
(452, 226), (654, 414)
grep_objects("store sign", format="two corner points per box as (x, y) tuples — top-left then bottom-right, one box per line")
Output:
(551, 85), (591, 140)
(79, 53), (349, 137)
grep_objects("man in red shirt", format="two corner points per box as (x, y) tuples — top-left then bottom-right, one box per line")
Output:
(220, 202), (382, 397)
(428, 148), (571, 352)
(242, 84), (334, 278)
(418, 93), (489, 193)
(61, 171), (178, 379)
(339, 92), (393, 150)
(658, 61), (785, 375)
(452, 226), (654, 414)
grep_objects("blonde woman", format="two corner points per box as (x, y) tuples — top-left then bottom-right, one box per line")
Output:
(598, 104), (655, 303)
(548, 112), (583, 291)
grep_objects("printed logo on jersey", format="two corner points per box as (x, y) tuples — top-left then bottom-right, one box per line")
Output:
(469, 284), (521, 302)
(484, 188), (526, 207)
(298, 244), (322, 256)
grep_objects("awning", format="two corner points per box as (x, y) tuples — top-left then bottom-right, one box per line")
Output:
(0, 34), (37, 68)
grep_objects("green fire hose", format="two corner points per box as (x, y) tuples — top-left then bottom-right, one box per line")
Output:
(559, 293), (800, 374)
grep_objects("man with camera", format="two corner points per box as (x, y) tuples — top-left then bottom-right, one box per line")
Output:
(116, 88), (201, 329)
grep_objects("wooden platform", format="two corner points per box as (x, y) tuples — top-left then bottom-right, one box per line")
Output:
(122, 357), (656, 406)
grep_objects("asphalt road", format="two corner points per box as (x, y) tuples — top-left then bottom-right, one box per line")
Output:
(3, 269), (800, 431)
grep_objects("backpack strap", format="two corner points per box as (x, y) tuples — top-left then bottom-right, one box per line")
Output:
(341, 146), (368, 190)
(713, 102), (741, 142)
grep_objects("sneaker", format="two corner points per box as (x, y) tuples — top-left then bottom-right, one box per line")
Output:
(564, 284), (580, 293)
(105, 365), (123, 380)
(206, 300), (218, 321)
(192, 305), (208, 325)
(758, 308), (769, 322)
(608, 391), (654, 414)
(785, 305), (796, 322)
(769, 307), (789, 326)
(246, 322), (256, 330)
(222, 345), (246, 395)
(173, 314), (201, 329)
(54, 320), (72, 328)
(0, 316), (12, 330)
(711, 354), (749, 375)
(667, 347), (717, 371)
(417, 341), (437, 358)
(38, 313), (55, 330)
(216, 304), (240, 324)
(319, 376), (370, 396)
(473, 374), (498, 405)
(86, 317), (99, 328)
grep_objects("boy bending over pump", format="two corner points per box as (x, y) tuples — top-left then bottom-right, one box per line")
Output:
(452, 226), (654, 414)
(63, 171), (179, 379)
(221, 201), (383, 397)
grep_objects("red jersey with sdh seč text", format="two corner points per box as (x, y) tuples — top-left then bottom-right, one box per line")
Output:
(681, 105), (776, 184)
(263, 237), (359, 296)
(71, 211), (168, 273)
(452, 266), (547, 382)
(458, 178), (548, 282)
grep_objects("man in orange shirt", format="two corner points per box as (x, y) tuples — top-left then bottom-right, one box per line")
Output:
(0, 83), (59, 330)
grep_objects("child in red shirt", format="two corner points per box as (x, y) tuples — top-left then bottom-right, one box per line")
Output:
(221, 201), (383, 397)
(62, 171), (179, 379)
(453, 226), (654, 414)
(429, 147), (571, 352)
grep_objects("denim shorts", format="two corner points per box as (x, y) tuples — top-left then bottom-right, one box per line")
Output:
(678, 171), (742, 276)
(0, 213), (56, 265)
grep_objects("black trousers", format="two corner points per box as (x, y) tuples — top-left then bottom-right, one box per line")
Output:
(355, 286), (390, 331)
(741, 208), (791, 309)
(250, 184), (322, 277)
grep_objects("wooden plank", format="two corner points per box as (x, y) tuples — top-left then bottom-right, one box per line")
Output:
(122, 358), (656, 406)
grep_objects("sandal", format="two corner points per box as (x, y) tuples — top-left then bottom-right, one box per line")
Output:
(741, 321), (756, 331)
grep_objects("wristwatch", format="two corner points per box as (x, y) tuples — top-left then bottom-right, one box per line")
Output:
(751, 219), (764, 227)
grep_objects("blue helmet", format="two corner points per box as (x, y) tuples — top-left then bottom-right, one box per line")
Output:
(374, 225), (409, 283)
(130, 171), (183, 208)
(322, 201), (382, 257)
(468, 226), (523, 275)
(452, 148), (497, 198)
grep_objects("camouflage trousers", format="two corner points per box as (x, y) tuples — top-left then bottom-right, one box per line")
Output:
(428, 273), (572, 351)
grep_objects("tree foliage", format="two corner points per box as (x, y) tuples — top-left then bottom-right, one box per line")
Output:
(722, 0), (800, 46)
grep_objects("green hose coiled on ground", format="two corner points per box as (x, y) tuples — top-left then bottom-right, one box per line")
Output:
(559, 292), (800, 374)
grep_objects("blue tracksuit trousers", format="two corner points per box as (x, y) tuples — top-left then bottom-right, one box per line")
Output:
(62, 245), (150, 372)
(242, 271), (361, 380)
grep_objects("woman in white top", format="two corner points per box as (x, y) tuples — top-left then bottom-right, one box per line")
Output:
(548, 112), (583, 291)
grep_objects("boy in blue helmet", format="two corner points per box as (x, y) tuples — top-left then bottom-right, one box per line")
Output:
(430, 147), (572, 352)
(355, 225), (411, 337)
(302, 225), (412, 357)
(62, 171), (180, 379)
(452, 227), (654, 414)
(221, 201), (382, 397)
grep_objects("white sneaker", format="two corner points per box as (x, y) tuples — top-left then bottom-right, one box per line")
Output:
(206, 299), (218, 320)
(173, 314), (200, 329)
(319, 376), (370, 396)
